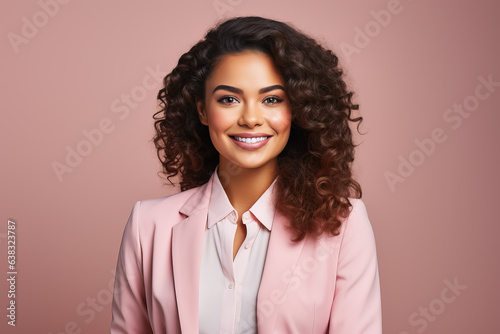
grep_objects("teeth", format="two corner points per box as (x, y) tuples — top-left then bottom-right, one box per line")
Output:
(234, 136), (268, 143)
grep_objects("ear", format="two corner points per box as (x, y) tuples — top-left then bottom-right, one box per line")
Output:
(196, 100), (208, 126)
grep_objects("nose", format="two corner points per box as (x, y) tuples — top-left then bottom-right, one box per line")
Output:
(238, 101), (264, 128)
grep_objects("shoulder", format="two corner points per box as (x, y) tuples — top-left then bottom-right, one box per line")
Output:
(314, 198), (375, 257)
(345, 198), (371, 227)
(337, 198), (377, 254)
(126, 185), (204, 231)
(137, 186), (200, 216)
(346, 198), (370, 225)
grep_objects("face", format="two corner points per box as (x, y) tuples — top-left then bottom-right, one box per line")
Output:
(197, 50), (292, 173)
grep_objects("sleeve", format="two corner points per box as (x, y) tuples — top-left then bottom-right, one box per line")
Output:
(329, 199), (382, 333)
(110, 201), (153, 334)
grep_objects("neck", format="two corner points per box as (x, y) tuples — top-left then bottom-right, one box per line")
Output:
(217, 160), (277, 214)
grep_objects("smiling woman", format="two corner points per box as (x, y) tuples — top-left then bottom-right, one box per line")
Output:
(111, 16), (382, 334)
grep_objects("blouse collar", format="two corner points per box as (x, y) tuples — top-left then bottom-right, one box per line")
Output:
(207, 164), (277, 231)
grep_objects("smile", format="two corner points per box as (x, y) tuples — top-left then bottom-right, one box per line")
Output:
(229, 135), (272, 150)
(233, 136), (269, 143)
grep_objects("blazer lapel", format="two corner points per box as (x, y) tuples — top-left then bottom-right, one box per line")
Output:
(257, 207), (307, 332)
(171, 173), (215, 333)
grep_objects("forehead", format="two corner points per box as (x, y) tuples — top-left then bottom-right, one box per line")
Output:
(206, 51), (285, 89)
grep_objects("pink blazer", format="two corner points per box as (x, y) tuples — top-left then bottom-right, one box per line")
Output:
(111, 171), (382, 333)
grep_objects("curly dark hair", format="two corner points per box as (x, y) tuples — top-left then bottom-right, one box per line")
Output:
(153, 16), (363, 242)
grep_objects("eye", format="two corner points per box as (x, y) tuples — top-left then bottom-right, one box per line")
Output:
(217, 96), (239, 104)
(263, 96), (283, 105)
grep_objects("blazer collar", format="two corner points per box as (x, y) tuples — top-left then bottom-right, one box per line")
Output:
(178, 171), (215, 218)
(173, 172), (214, 333)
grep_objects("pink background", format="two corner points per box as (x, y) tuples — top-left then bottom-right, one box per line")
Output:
(1, 0), (499, 333)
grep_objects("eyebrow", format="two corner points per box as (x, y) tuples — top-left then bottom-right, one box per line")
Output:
(212, 84), (285, 95)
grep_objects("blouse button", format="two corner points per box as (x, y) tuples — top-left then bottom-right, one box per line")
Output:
(244, 244), (250, 249)
(228, 282), (234, 289)
(243, 212), (249, 220)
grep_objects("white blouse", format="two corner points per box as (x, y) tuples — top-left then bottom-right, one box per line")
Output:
(198, 169), (278, 334)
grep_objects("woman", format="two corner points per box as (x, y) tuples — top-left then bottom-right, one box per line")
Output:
(111, 16), (382, 333)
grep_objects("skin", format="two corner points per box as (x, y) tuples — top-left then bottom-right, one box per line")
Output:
(196, 50), (292, 260)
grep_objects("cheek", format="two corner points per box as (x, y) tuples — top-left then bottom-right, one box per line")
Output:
(269, 109), (292, 133)
(206, 107), (232, 133)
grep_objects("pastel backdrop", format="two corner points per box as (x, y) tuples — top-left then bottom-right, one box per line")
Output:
(1, 0), (499, 333)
